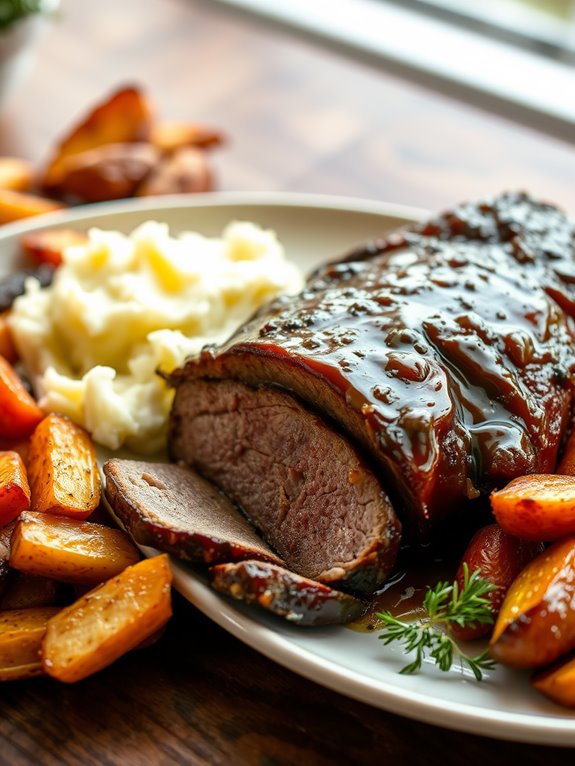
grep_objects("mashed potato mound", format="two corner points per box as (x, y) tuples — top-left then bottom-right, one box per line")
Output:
(10, 220), (303, 452)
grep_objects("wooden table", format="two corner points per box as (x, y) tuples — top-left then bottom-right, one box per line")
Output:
(0, 0), (574, 763)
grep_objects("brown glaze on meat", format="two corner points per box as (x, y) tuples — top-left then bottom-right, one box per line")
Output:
(210, 560), (366, 626)
(169, 193), (575, 541)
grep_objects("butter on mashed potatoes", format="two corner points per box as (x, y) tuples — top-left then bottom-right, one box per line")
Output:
(10, 220), (303, 453)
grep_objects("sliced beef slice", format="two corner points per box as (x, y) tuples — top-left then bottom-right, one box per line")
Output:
(103, 459), (283, 566)
(170, 380), (401, 595)
(210, 560), (365, 626)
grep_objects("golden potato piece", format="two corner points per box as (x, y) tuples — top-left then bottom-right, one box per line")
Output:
(28, 413), (101, 520)
(52, 142), (159, 203)
(10, 511), (140, 585)
(42, 554), (172, 683)
(0, 607), (60, 681)
(0, 189), (64, 224)
(42, 85), (153, 191)
(150, 120), (224, 153)
(491, 474), (575, 540)
(137, 147), (213, 196)
(489, 537), (575, 668)
(533, 653), (575, 708)
(0, 157), (34, 192)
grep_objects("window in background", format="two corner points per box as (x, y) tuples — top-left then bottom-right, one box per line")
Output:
(212, 0), (575, 143)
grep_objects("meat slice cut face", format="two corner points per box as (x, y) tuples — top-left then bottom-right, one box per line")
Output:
(103, 459), (284, 566)
(170, 380), (401, 595)
(169, 193), (575, 542)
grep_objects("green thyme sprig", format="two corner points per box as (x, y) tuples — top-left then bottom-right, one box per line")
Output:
(377, 564), (498, 681)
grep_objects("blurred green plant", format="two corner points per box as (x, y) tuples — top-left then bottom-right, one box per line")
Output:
(0, 1), (47, 31)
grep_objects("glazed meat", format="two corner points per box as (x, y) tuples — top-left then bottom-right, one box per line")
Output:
(169, 192), (575, 575)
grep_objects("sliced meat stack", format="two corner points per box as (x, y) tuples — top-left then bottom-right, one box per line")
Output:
(169, 192), (575, 593)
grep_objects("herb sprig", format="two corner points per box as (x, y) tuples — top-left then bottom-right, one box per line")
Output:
(377, 564), (498, 681)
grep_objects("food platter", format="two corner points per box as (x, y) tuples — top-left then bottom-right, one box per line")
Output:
(1, 192), (574, 747)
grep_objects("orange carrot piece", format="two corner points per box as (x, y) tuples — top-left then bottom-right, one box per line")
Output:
(0, 189), (64, 224)
(557, 430), (575, 476)
(27, 413), (100, 519)
(450, 524), (543, 641)
(490, 537), (575, 668)
(20, 227), (88, 268)
(491, 474), (575, 541)
(0, 356), (44, 441)
(0, 451), (30, 526)
(533, 653), (575, 708)
(0, 313), (18, 365)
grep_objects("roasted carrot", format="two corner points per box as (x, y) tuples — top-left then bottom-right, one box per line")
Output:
(0, 157), (34, 192)
(533, 653), (575, 708)
(0, 356), (44, 441)
(20, 228), (88, 268)
(491, 474), (575, 540)
(27, 413), (100, 519)
(0, 189), (64, 224)
(9, 511), (140, 585)
(0, 312), (18, 365)
(557, 429), (575, 476)
(42, 554), (172, 683)
(450, 523), (543, 641)
(0, 451), (30, 526)
(490, 537), (575, 668)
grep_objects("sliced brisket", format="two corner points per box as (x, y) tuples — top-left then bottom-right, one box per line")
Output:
(210, 560), (366, 626)
(169, 193), (575, 544)
(170, 380), (400, 595)
(103, 459), (283, 566)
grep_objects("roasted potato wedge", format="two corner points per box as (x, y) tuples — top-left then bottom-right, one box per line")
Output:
(0, 607), (60, 680)
(0, 451), (30, 526)
(42, 554), (172, 683)
(27, 413), (100, 519)
(489, 537), (575, 668)
(451, 524), (543, 641)
(491, 474), (575, 540)
(150, 120), (224, 153)
(51, 143), (159, 203)
(9, 511), (140, 585)
(532, 653), (575, 708)
(42, 85), (153, 191)
(0, 157), (34, 192)
(21, 227), (88, 268)
(0, 189), (64, 224)
(136, 147), (213, 196)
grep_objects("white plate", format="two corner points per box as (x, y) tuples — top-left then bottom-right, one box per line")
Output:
(2, 193), (574, 747)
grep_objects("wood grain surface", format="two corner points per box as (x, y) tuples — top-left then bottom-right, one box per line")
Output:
(0, 0), (574, 763)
